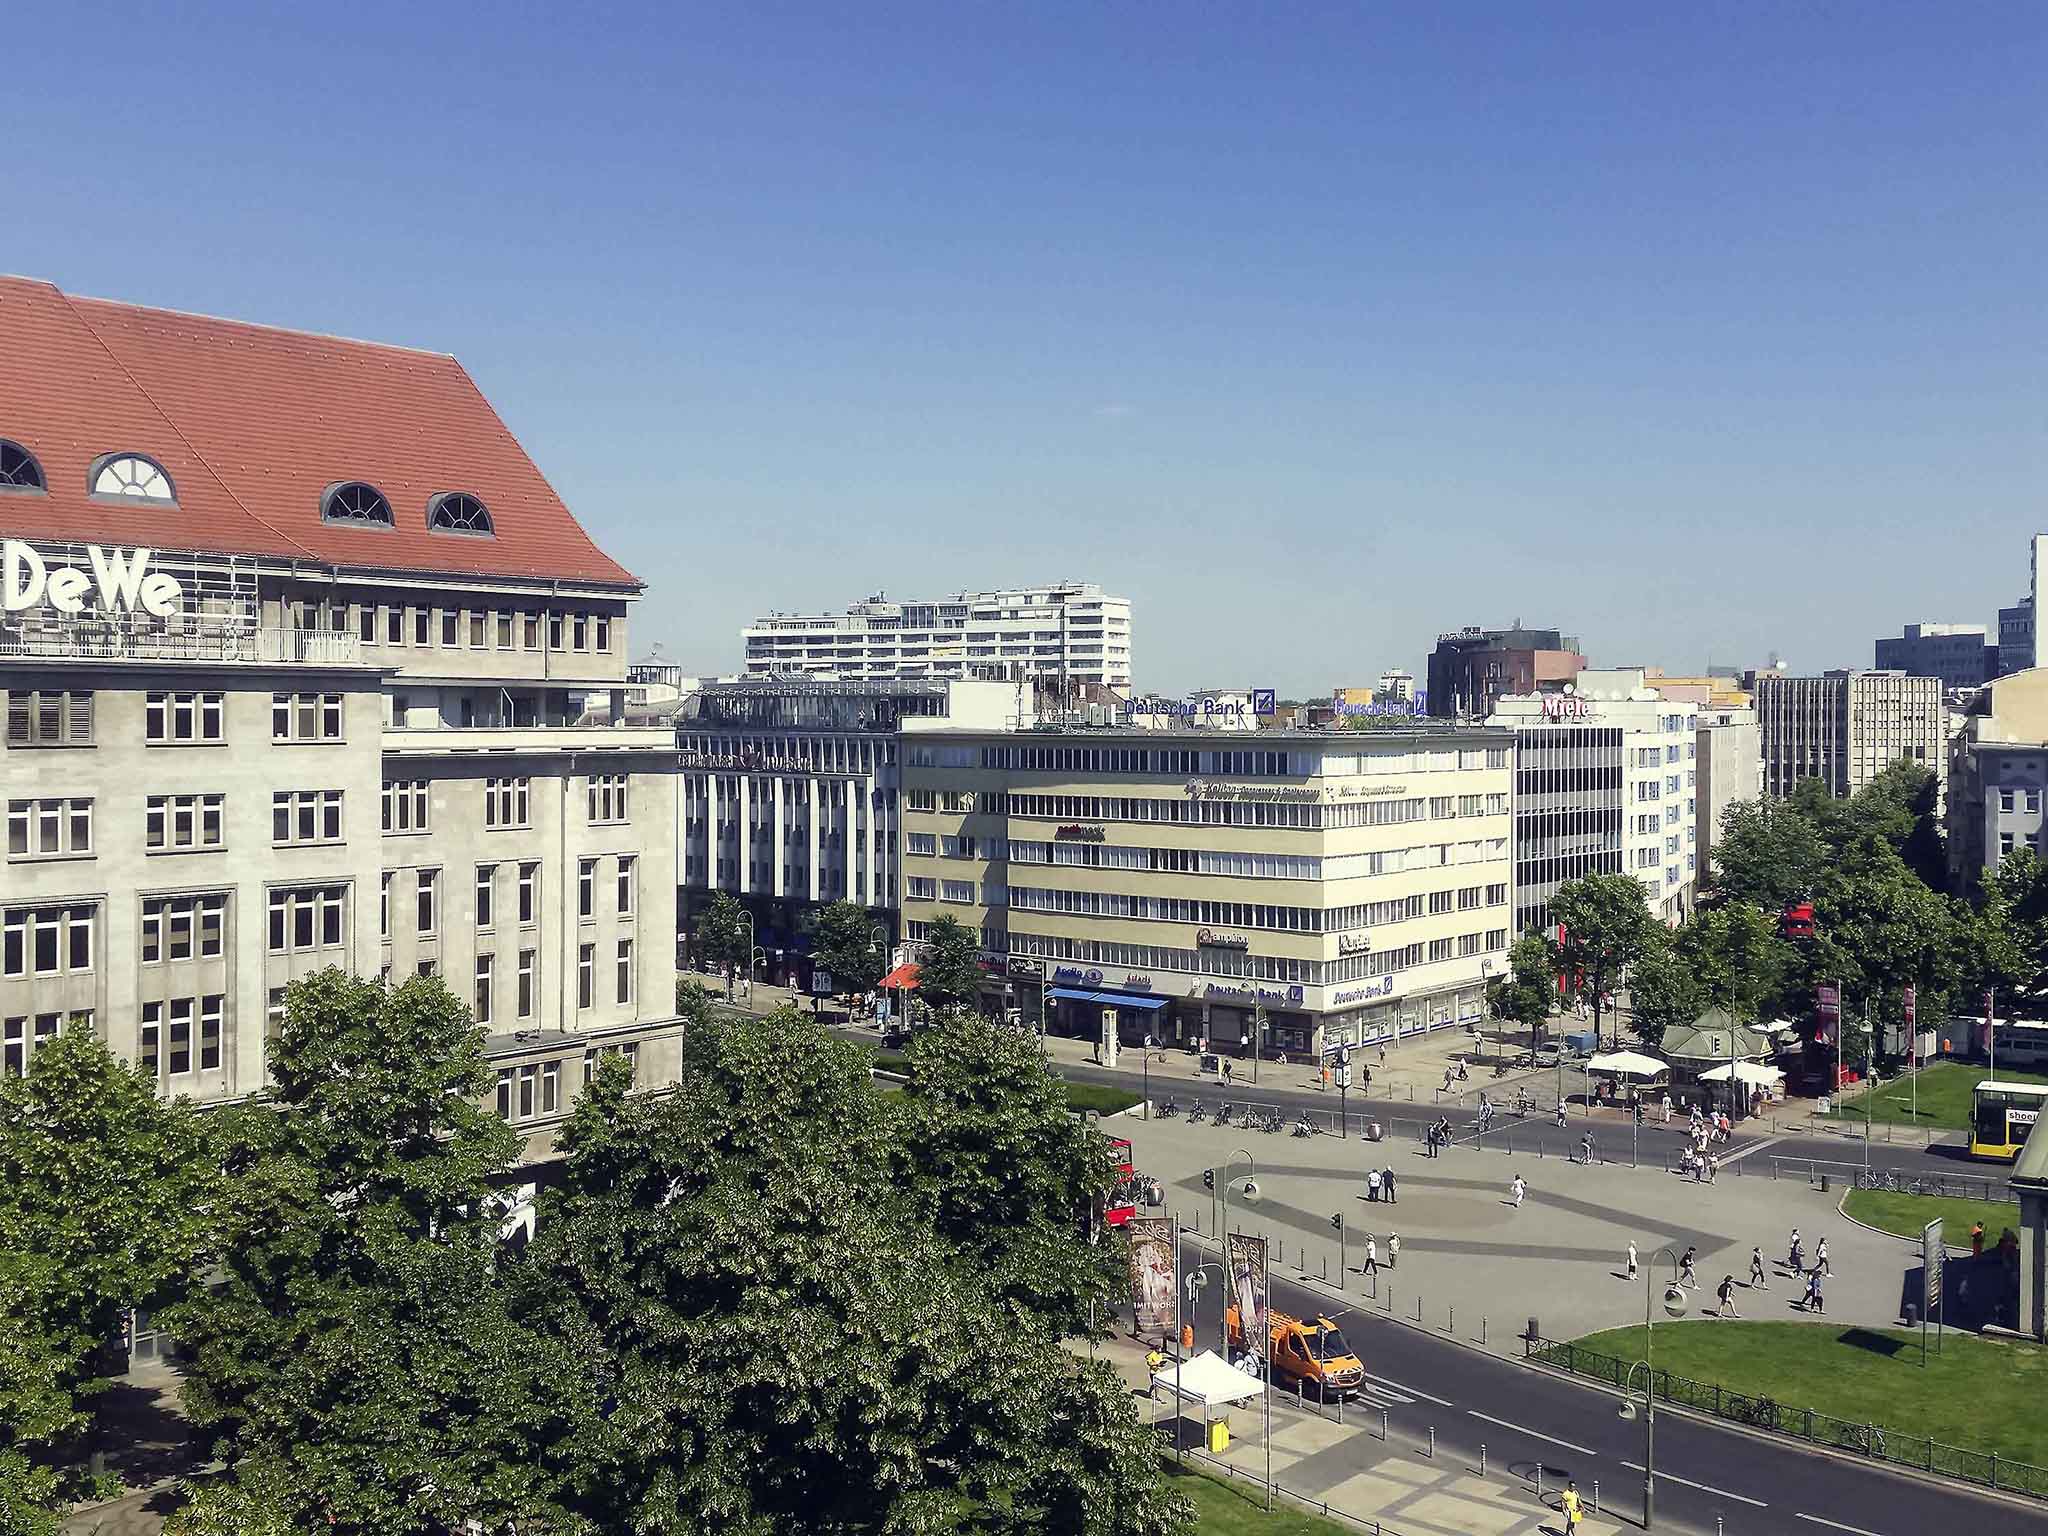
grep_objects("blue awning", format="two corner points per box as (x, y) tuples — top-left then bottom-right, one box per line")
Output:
(1046, 987), (1168, 1010)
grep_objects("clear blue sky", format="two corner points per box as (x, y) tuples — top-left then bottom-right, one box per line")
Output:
(7, 3), (2041, 695)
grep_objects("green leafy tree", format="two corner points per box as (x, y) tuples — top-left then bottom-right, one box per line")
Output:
(1708, 798), (1830, 912)
(518, 1006), (1190, 1536)
(1485, 933), (1558, 1048)
(0, 1023), (214, 1525)
(165, 972), (582, 1536)
(1549, 872), (1658, 1048)
(1845, 760), (1947, 891)
(1967, 847), (2048, 1009)
(1800, 842), (1969, 1061)
(1676, 903), (1791, 1023)
(898, 1010), (1122, 1334)
(694, 891), (752, 992)
(808, 898), (888, 1000)
(916, 913), (986, 1013)
(1625, 933), (1706, 1048)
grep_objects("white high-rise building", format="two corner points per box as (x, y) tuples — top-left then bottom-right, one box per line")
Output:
(742, 583), (1132, 689)
(1489, 670), (1700, 932)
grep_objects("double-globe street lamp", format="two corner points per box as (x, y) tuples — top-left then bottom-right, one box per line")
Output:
(1616, 1245), (1691, 1531)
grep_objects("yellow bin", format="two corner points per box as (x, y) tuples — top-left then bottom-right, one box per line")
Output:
(1208, 1418), (1230, 1453)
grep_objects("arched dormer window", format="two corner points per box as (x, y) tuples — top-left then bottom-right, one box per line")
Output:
(0, 440), (45, 493)
(89, 453), (175, 503)
(320, 481), (394, 528)
(426, 491), (494, 537)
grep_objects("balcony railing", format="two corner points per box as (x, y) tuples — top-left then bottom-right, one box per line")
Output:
(0, 623), (367, 667)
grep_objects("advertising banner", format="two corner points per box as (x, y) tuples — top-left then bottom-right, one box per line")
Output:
(1225, 1232), (1269, 1371)
(1815, 983), (1840, 1041)
(1127, 1218), (1177, 1336)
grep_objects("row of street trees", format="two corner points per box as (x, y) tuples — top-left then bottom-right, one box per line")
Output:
(688, 895), (989, 1015)
(1, 974), (1190, 1536)
(1489, 762), (2048, 1068)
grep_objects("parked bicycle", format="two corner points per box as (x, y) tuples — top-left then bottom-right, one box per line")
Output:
(1188, 1100), (1209, 1124)
(1157, 1097), (1182, 1119)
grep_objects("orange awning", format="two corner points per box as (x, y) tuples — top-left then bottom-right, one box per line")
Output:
(880, 962), (921, 990)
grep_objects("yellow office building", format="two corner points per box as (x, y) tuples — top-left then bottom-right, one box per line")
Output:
(900, 726), (1516, 1058)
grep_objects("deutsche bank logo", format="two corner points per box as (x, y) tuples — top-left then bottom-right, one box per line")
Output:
(1250, 688), (1276, 716)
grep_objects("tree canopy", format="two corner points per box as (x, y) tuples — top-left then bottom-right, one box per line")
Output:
(1548, 872), (1658, 1047)
(1484, 932), (1557, 1047)
(915, 913), (986, 1013)
(694, 891), (753, 986)
(807, 898), (888, 998)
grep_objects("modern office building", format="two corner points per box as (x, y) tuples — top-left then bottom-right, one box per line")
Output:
(1999, 598), (2033, 679)
(1874, 624), (1996, 691)
(1487, 672), (1698, 931)
(1426, 625), (1583, 719)
(667, 676), (1026, 984)
(1754, 670), (1947, 803)
(1692, 706), (1762, 875)
(741, 583), (1132, 689)
(896, 725), (1516, 1057)
(1947, 668), (2048, 894)
(0, 277), (682, 1163)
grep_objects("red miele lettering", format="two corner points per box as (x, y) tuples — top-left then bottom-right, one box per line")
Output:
(1541, 693), (1592, 721)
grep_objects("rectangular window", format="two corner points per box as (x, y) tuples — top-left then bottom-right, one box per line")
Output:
(1428, 938), (1453, 963)
(474, 953), (494, 1026)
(271, 692), (345, 742)
(594, 616), (611, 653)
(587, 773), (630, 824)
(7, 798), (92, 859)
(200, 995), (223, 1070)
(147, 691), (224, 745)
(578, 943), (595, 1009)
(168, 998), (192, 1074)
(572, 614), (589, 651)
(417, 869), (439, 936)
(497, 612), (514, 649)
(382, 780), (430, 833)
(616, 856), (634, 915)
(442, 610), (459, 647)
(266, 886), (349, 954)
(139, 1003), (162, 1078)
(518, 947), (536, 1019)
(485, 777), (531, 829)
(616, 938), (633, 1005)
(476, 864), (496, 930)
(518, 862), (539, 925)
(414, 608), (430, 645)
(470, 612), (487, 648)
(578, 858), (595, 920)
(272, 790), (344, 845)
(496, 1069), (513, 1120)
(540, 1059), (560, 1114)
(5, 689), (93, 746)
(517, 1063), (536, 1118)
(380, 873), (391, 940)
(548, 612), (565, 651)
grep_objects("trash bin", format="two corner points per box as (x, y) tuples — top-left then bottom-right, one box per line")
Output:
(1208, 1418), (1231, 1453)
(1819, 1173), (1830, 1193)
(1366, 1120), (1384, 1142)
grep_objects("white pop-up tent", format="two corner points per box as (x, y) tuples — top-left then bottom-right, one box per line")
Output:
(1149, 1350), (1264, 1407)
(1699, 1060), (1785, 1087)
(1585, 1049), (1669, 1080)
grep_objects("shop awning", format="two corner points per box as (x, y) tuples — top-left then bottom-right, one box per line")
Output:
(880, 963), (920, 989)
(1046, 987), (1168, 1010)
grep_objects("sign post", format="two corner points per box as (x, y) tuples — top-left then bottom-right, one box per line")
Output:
(1921, 1217), (1944, 1365)
(1817, 983), (1841, 1111)
(1904, 985), (1918, 1127)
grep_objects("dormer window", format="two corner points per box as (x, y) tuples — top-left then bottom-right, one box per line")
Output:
(426, 491), (494, 537)
(0, 440), (44, 493)
(320, 482), (393, 528)
(90, 453), (175, 503)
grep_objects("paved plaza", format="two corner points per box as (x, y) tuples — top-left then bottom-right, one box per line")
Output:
(1121, 1111), (1919, 1346)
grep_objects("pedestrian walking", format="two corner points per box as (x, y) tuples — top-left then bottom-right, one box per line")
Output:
(1223, 1060), (1233, 1086)
(1627, 1240), (1638, 1280)
(1679, 1244), (1697, 1289)
(1382, 1167), (1397, 1204)
(1803, 1269), (1825, 1314)
(1717, 1275), (1739, 1318)
(1706, 1154), (1719, 1184)
(1388, 1232), (1400, 1269)
(1817, 1236), (1830, 1277)
(1442, 1067), (1455, 1093)
(1749, 1245), (1766, 1290)
(1363, 1235), (1379, 1277)
(1378, 1042), (1388, 1066)
(1579, 1130), (1595, 1165)
(1788, 1227), (1802, 1271)
(1367, 1168), (1382, 1203)
(1661, 1091), (1673, 1124)
(1561, 1479), (1583, 1533)
(1511, 1174), (1526, 1209)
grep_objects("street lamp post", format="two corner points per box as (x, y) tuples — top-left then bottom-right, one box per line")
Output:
(1143, 1034), (1155, 1119)
(1179, 1258), (1226, 1466)
(1616, 1245), (1690, 1530)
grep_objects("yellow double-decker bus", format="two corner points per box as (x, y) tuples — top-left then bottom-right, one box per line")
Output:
(1969, 1081), (2048, 1160)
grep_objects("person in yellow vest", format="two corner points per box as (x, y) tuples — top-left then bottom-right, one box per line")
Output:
(1560, 1478), (1583, 1531)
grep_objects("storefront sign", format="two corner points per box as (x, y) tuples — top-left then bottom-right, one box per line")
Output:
(1053, 965), (1104, 986)
(1335, 933), (1373, 957)
(1196, 928), (1250, 951)
(2, 542), (182, 617)
(1134, 696), (1250, 720)
(678, 748), (817, 774)
(1202, 981), (1305, 1009)
(1184, 779), (1321, 804)
(1123, 974), (1153, 992)
(1540, 692), (1593, 722)
(1054, 824), (1106, 842)
(1006, 956), (1046, 980)
(1331, 694), (1427, 718)
(1331, 976), (1397, 1007)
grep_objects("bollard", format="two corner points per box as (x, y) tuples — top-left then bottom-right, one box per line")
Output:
(1447, 1305), (1455, 1335)
(1428, 1425), (1435, 1460)
(1381, 1408), (1389, 1442)
(1480, 1443), (1486, 1477)
(1386, 1285), (1393, 1313)
(1592, 1481), (1599, 1516)
(1535, 1465), (1542, 1501)
(1415, 1295), (1423, 1323)
(1337, 1390), (1344, 1426)
(1481, 1317), (1487, 1346)
(1323, 1255), (1329, 1282)
(1717, 1520), (1723, 1536)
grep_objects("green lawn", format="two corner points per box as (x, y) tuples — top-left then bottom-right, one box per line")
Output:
(1572, 1320), (2048, 1465)
(1842, 1187), (2021, 1248)
(1167, 1466), (1352, 1535)
(1835, 1060), (2048, 1130)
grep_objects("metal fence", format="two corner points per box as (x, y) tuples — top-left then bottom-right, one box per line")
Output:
(1525, 1334), (2048, 1500)
(1768, 1156), (2014, 1203)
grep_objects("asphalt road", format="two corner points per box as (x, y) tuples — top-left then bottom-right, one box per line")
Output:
(1174, 1229), (2046, 1536)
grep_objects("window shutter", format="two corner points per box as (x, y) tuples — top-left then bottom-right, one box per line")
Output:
(67, 692), (92, 742)
(5, 694), (27, 743)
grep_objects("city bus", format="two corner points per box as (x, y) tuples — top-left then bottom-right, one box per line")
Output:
(1969, 1081), (2048, 1161)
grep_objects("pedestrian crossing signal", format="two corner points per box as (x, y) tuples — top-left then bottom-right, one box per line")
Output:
(1203, 1168), (1215, 1191)
(1330, 1213), (1343, 1231)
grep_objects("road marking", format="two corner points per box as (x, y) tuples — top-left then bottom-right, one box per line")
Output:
(1466, 1410), (1595, 1456)
(1795, 1515), (1887, 1536)
(1619, 1461), (1767, 1506)
(1361, 1371), (1454, 1407)
(1717, 1134), (1785, 1166)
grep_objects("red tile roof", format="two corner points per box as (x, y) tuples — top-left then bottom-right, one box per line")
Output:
(0, 277), (637, 589)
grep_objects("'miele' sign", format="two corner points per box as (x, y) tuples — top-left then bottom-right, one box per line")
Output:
(2, 542), (183, 617)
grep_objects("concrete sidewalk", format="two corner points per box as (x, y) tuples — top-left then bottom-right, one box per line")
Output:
(1081, 1329), (1627, 1536)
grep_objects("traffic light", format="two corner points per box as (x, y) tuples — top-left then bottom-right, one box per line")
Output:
(1330, 1212), (1343, 1232)
(1203, 1168), (1215, 1191)
(1634, 1101), (1645, 1125)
